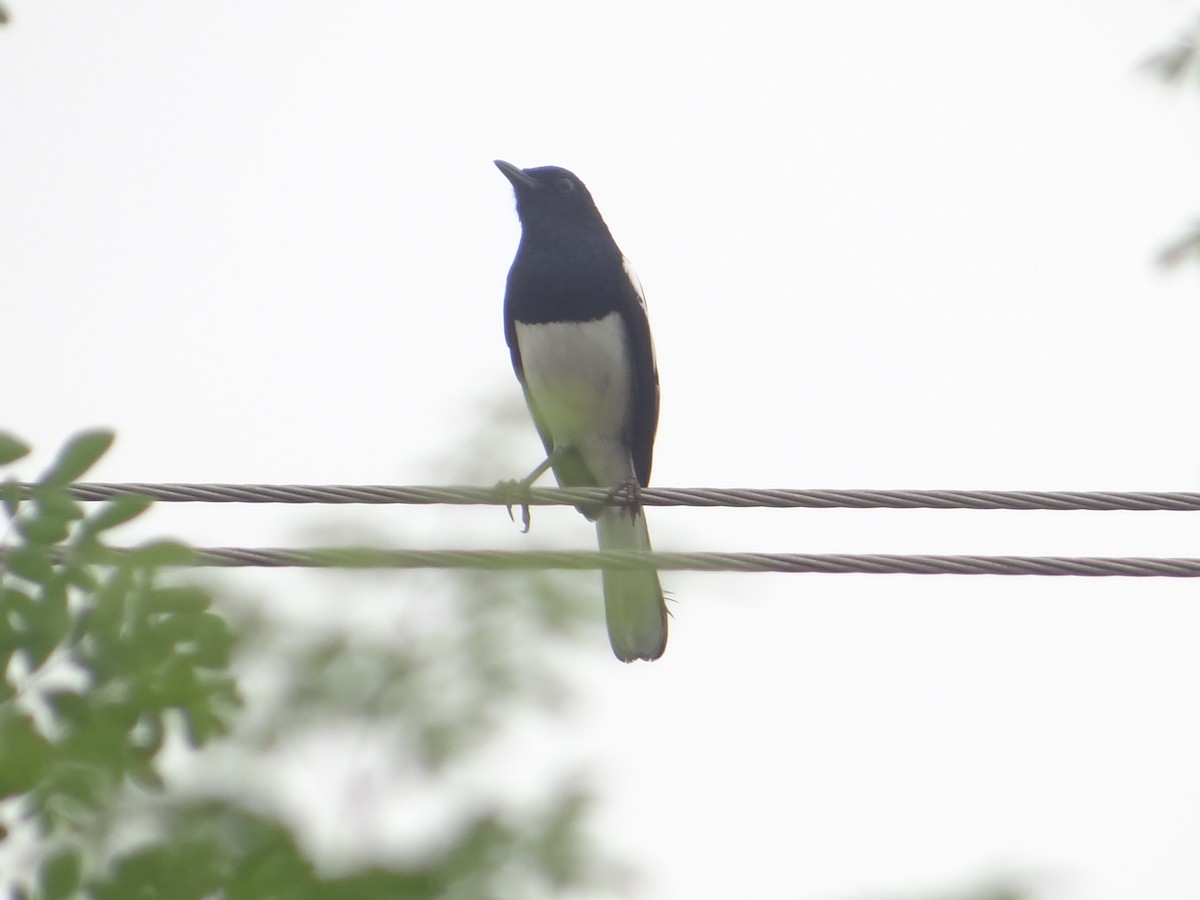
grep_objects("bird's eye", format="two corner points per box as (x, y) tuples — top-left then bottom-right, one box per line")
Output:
(557, 177), (575, 193)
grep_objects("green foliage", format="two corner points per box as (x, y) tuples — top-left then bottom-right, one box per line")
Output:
(78, 789), (601, 900)
(0, 432), (31, 466)
(242, 567), (588, 770)
(38, 430), (115, 488)
(1157, 220), (1200, 270)
(0, 431), (615, 899)
(1144, 16), (1200, 85)
(1145, 15), (1200, 271)
(0, 431), (241, 891)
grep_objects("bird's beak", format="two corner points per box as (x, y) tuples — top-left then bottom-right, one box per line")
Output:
(495, 159), (540, 190)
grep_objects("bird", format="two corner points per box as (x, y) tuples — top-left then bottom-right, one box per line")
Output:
(495, 159), (667, 662)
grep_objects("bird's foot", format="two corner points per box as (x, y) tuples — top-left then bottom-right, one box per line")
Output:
(604, 476), (645, 518)
(495, 478), (534, 533)
(495, 455), (554, 533)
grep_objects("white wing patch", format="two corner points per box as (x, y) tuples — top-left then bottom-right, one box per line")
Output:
(622, 256), (649, 313)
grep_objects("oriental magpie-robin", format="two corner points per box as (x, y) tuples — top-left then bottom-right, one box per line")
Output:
(496, 160), (667, 662)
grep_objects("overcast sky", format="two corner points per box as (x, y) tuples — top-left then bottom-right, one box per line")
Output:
(4, 2), (1200, 899)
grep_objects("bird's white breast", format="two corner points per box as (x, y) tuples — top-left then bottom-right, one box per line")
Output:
(515, 311), (633, 460)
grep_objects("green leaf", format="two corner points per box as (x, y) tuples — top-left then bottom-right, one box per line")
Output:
(146, 586), (211, 615)
(25, 581), (70, 668)
(83, 493), (153, 534)
(129, 714), (164, 754)
(63, 563), (98, 592)
(83, 570), (132, 648)
(0, 584), (34, 612)
(65, 540), (116, 568)
(185, 613), (236, 668)
(0, 477), (21, 517)
(31, 766), (109, 826)
(46, 690), (90, 728)
(123, 622), (172, 672)
(39, 429), (114, 486)
(124, 541), (197, 567)
(35, 491), (85, 523)
(126, 756), (165, 792)
(0, 586), (35, 631)
(2, 546), (55, 583)
(40, 846), (82, 900)
(0, 433), (30, 466)
(182, 704), (227, 747)
(0, 709), (52, 798)
(15, 512), (72, 546)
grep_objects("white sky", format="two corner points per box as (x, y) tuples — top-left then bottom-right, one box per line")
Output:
(4, 2), (1200, 898)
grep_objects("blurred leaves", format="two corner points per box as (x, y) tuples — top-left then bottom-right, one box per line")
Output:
(1145, 15), (1200, 273)
(1, 431), (242, 889)
(0, 429), (615, 899)
(81, 791), (604, 900)
(1143, 16), (1200, 85)
(0, 432), (31, 466)
(241, 568), (588, 770)
(39, 429), (115, 487)
(1157, 220), (1200, 270)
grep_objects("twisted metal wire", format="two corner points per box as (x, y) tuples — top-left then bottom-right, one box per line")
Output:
(15, 483), (1199, 576)
(41, 483), (1200, 512)
(177, 548), (1200, 577)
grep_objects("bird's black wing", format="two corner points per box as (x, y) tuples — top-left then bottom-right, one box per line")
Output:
(618, 257), (660, 488)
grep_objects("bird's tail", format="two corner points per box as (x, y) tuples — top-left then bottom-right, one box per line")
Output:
(595, 507), (667, 662)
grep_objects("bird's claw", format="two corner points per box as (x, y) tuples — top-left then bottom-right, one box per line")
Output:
(495, 478), (533, 533)
(605, 476), (644, 518)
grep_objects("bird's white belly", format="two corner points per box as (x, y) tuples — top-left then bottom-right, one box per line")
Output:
(515, 312), (633, 460)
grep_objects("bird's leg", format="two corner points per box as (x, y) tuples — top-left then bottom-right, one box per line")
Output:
(520, 455), (554, 486)
(604, 475), (645, 519)
(495, 454), (555, 533)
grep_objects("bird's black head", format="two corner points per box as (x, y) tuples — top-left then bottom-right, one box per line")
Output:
(495, 160), (604, 226)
